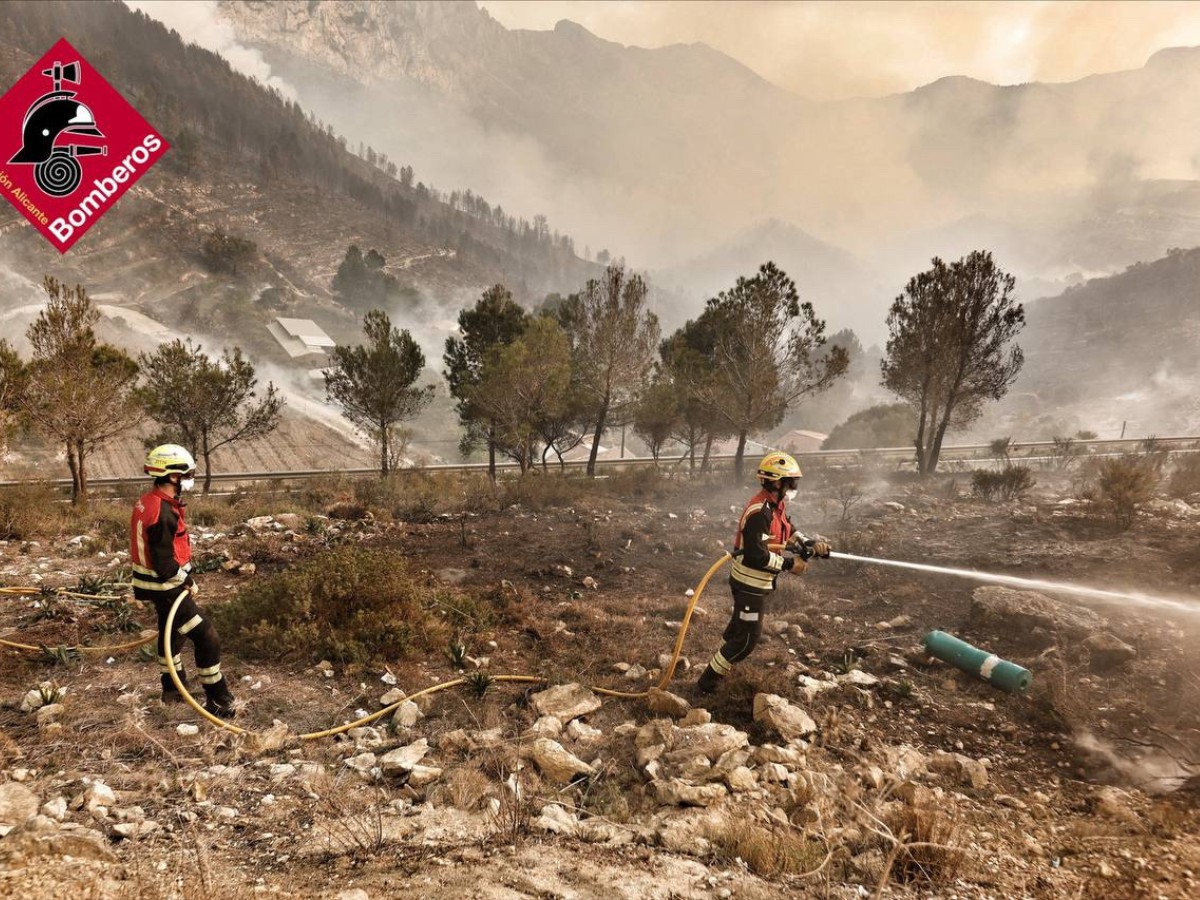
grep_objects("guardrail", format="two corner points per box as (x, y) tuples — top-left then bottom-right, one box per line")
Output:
(2, 435), (1195, 492)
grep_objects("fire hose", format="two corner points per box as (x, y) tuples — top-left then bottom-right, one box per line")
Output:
(0, 584), (155, 654)
(11, 541), (1117, 735)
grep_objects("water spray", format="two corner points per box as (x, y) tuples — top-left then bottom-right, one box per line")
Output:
(828, 551), (1200, 616)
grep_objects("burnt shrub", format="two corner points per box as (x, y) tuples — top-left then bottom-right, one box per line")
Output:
(1167, 452), (1200, 501)
(970, 465), (1035, 501)
(1095, 454), (1159, 530)
(212, 546), (446, 664)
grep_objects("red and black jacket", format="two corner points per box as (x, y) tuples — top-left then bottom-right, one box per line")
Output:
(730, 489), (797, 594)
(130, 488), (192, 594)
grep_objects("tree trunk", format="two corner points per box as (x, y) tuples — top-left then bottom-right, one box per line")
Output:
(701, 434), (714, 473)
(379, 421), (390, 476)
(75, 441), (88, 506)
(201, 432), (213, 495)
(487, 426), (497, 482)
(928, 413), (953, 475)
(587, 401), (609, 477)
(733, 431), (748, 482)
(65, 441), (80, 505)
(914, 400), (929, 476)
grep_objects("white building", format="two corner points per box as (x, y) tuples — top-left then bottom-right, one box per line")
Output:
(267, 317), (335, 358)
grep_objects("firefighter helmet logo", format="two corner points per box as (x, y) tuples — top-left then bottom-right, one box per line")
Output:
(8, 59), (107, 197)
(0, 37), (169, 252)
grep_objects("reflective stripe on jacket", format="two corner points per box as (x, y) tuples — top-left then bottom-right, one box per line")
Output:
(730, 489), (794, 594)
(130, 488), (192, 592)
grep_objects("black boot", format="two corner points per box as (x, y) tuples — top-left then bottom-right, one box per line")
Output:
(203, 678), (237, 719)
(161, 672), (190, 704)
(695, 665), (724, 695)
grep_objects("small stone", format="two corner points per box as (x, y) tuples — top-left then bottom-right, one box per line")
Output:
(581, 576), (599, 590)
(524, 738), (596, 783)
(380, 688), (406, 706)
(391, 700), (422, 728)
(177, 723), (200, 737)
(725, 766), (757, 792)
(524, 715), (563, 738)
(680, 708), (711, 727)
(113, 820), (159, 839)
(406, 765), (442, 787)
(646, 688), (691, 718)
(0, 783), (38, 828)
(1082, 633), (1137, 672)
(531, 683), (602, 722)
(533, 803), (579, 836)
(752, 693), (817, 741)
(380, 739), (430, 776)
(41, 796), (68, 821)
(653, 779), (728, 807)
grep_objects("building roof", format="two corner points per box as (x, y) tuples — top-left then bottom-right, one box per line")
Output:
(267, 318), (333, 358)
(276, 318), (335, 348)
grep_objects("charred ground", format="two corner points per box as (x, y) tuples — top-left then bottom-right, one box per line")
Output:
(1, 467), (1198, 898)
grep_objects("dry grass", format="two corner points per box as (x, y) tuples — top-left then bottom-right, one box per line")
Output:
(878, 803), (967, 886)
(706, 818), (827, 877)
(430, 764), (496, 811)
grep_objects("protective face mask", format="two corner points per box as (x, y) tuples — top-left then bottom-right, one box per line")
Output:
(785, 489), (798, 502)
(179, 477), (195, 492)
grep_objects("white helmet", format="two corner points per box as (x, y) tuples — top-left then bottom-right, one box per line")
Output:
(144, 444), (196, 479)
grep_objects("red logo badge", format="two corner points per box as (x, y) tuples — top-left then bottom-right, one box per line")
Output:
(0, 38), (168, 252)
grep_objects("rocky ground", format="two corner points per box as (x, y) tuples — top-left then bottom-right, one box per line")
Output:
(1, 470), (1198, 898)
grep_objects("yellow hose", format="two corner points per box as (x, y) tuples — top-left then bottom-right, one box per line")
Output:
(162, 551), (742, 740)
(0, 585), (155, 653)
(16, 544), (789, 739)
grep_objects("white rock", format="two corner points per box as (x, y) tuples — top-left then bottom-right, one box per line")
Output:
(531, 683), (602, 722)
(177, 723), (200, 736)
(379, 739), (429, 775)
(40, 796), (68, 821)
(113, 820), (159, 839)
(336, 891), (371, 900)
(0, 783), (38, 828)
(753, 693), (817, 741)
(566, 719), (603, 742)
(654, 779), (728, 808)
(839, 670), (880, 688)
(533, 803), (579, 836)
(35, 703), (65, 726)
(343, 753), (377, 774)
(269, 764), (296, 779)
(725, 766), (757, 792)
(406, 765), (443, 788)
(380, 688), (406, 706)
(391, 700), (422, 728)
(523, 715), (563, 738)
(525, 738), (597, 783)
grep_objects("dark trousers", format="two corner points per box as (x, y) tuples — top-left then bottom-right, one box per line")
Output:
(139, 585), (226, 694)
(698, 584), (767, 689)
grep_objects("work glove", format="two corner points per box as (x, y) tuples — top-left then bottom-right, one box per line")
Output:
(789, 534), (831, 560)
(183, 576), (199, 598)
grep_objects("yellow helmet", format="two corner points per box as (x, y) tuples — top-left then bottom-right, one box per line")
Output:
(144, 444), (196, 478)
(757, 451), (802, 483)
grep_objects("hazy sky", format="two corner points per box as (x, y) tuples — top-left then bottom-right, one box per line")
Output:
(479, 0), (1200, 100)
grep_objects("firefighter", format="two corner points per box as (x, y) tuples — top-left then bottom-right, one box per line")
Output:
(131, 444), (236, 718)
(695, 451), (830, 694)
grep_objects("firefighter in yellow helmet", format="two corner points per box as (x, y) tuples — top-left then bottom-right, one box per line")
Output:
(131, 444), (236, 718)
(696, 451), (830, 693)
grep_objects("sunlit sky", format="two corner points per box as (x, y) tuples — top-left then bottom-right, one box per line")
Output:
(479, 0), (1200, 100)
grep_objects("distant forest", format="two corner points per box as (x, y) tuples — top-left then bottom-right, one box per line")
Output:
(0, 1), (593, 294)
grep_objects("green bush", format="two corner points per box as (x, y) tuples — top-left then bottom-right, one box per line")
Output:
(971, 465), (1036, 501)
(212, 547), (447, 664)
(823, 403), (915, 450)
